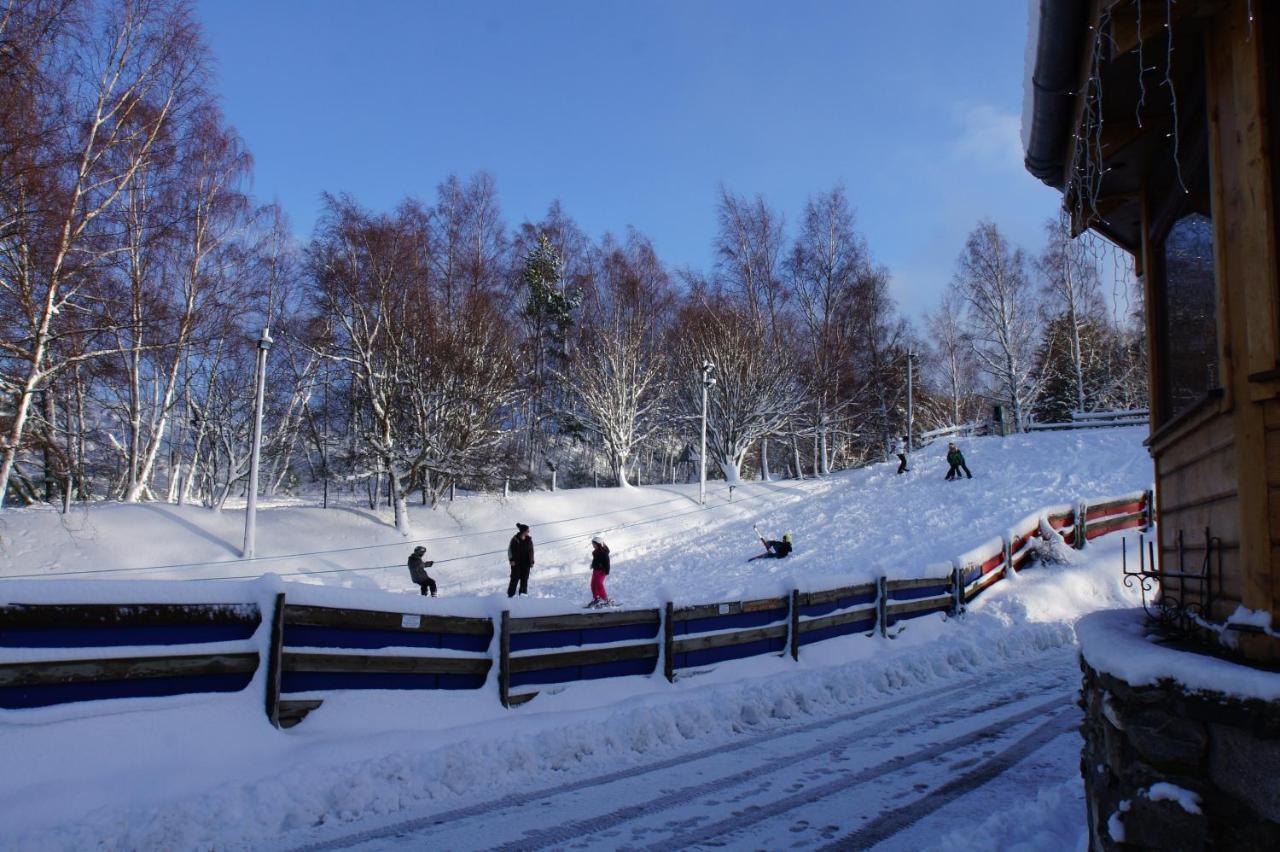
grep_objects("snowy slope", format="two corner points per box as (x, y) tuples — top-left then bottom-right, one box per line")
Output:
(0, 428), (1152, 610)
(0, 428), (1152, 849)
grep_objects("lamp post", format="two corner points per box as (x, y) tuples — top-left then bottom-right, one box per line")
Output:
(906, 349), (915, 453)
(699, 360), (715, 506)
(242, 327), (272, 559)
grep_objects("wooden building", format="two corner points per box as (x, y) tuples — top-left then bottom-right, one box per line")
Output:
(1026, 0), (1280, 662)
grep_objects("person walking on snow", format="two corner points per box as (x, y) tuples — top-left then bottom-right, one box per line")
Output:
(945, 442), (973, 480)
(407, 546), (437, 596)
(894, 435), (910, 474)
(507, 523), (535, 597)
(589, 534), (611, 607)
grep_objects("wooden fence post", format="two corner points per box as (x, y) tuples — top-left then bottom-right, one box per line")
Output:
(1076, 500), (1089, 550)
(877, 576), (888, 638)
(264, 592), (286, 728)
(663, 601), (675, 682)
(1142, 488), (1154, 531)
(1002, 535), (1012, 576)
(951, 565), (963, 617)
(790, 588), (800, 661)
(499, 609), (511, 708)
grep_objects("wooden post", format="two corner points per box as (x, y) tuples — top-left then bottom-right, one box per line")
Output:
(789, 588), (800, 661)
(951, 565), (963, 617)
(1002, 535), (1012, 576)
(876, 576), (888, 638)
(1142, 488), (1154, 531)
(663, 601), (675, 682)
(499, 610), (511, 707)
(264, 592), (286, 728)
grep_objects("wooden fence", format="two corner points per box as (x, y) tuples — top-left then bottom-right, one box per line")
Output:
(0, 490), (1153, 724)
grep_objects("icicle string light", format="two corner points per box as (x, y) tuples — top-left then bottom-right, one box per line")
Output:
(1141, 0), (1152, 126)
(1165, 0), (1189, 194)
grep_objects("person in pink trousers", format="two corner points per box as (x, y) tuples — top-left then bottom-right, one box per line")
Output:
(589, 534), (611, 607)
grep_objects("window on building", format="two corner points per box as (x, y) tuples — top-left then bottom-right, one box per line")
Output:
(1160, 212), (1217, 420)
(1149, 49), (1217, 426)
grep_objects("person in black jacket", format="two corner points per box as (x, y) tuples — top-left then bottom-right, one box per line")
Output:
(507, 523), (535, 597)
(751, 532), (793, 560)
(589, 534), (611, 607)
(407, 545), (436, 596)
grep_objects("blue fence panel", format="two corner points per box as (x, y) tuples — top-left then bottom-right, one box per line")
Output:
(0, 672), (254, 710)
(673, 636), (786, 670)
(509, 621), (657, 653)
(508, 656), (657, 689)
(672, 607), (788, 637)
(797, 617), (877, 646)
(280, 670), (487, 693)
(1, 622), (258, 648)
(888, 583), (952, 602)
(283, 625), (491, 653)
(799, 590), (876, 620)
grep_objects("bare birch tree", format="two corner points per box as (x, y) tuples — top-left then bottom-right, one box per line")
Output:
(952, 221), (1039, 432)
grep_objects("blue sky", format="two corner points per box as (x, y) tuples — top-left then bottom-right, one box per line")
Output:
(195, 0), (1062, 318)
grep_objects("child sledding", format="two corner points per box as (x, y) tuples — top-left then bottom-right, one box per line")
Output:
(749, 525), (793, 561)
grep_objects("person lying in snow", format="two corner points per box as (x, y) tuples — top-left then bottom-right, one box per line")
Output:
(750, 532), (793, 561)
(945, 443), (973, 480)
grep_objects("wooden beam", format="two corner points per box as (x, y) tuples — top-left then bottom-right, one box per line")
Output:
(673, 597), (788, 622)
(886, 596), (953, 617)
(283, 604), (492, 635)
(671, 624), (788, 655)
(509, 609), (660, 634)
(0, 652), (259, 688)
(798, 584), (876, 607)
(281, 652), (491, 676)
(797, 606), (877, 635)
(0, 603), (259, 630)
(508, 642), (658, 674)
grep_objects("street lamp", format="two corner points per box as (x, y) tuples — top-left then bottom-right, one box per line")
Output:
(242, 326), (272, 559)
(699, 360), (715, 506)
(906, 349), (916, 453)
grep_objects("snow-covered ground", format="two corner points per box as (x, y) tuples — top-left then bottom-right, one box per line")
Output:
(0, 428), (1151, 850)
(1, 428), (1151, 606)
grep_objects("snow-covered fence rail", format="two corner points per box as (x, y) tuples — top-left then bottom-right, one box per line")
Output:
(665, 597), (790, 676)
(278, 603), (494, 725)
(500, 609), (660, 707)
(0, 490), (1155, 725)
(918, 422), (984, 446)
(793, 582), (878, 649)
(0, 602), (262, 710)
(1081, 492), (1150, 542)
(1026, 409), (1148, 432)
(881, 576), (955, 633)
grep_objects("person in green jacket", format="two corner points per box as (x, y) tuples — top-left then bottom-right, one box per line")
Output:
(945, 443), (972, 480)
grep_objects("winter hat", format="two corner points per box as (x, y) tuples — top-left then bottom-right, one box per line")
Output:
(783, 532), (792, 542)
(412, 546), (426, 555)
(591, 533), (605, 544)
(516, 523), (530, 533)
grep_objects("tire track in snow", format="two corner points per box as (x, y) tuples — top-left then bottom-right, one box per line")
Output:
(647, 694), (1075, 851)
(288, 649), (1076, 852)
(824, 709), (1079, 850)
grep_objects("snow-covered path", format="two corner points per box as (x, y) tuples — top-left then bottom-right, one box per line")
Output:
(284, 647), (1081, 852)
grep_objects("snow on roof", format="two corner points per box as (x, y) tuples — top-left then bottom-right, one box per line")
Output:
(1021, 0), (1042, 154)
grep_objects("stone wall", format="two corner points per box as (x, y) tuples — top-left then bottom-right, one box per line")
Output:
(1080, 657), (1280, 849)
